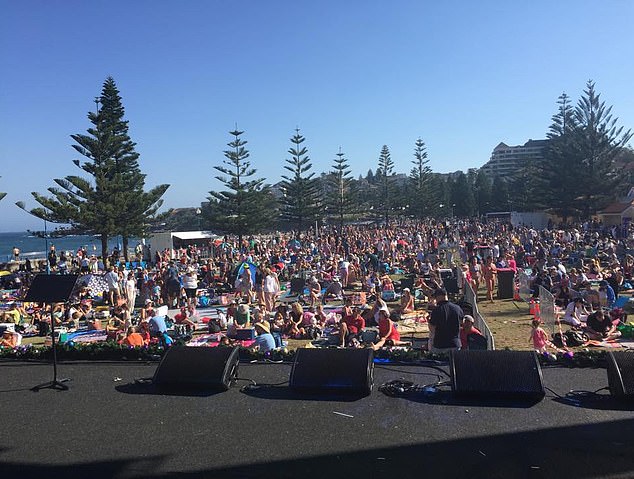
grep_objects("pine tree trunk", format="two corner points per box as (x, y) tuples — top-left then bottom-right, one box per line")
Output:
(122, 236), (129, 263)
(100, 233), (109, 268)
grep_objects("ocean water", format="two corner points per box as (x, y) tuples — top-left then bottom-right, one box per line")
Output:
(0, 232), (139, 262)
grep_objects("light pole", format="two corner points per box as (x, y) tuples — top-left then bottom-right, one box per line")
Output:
(196, 208), (202, 231)
(452, 203), (456, 218)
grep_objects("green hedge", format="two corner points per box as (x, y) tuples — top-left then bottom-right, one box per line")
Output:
(0, 342), (610, 368)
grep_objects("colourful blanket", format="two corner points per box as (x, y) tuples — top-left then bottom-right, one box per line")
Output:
(187, 333), (255, 348)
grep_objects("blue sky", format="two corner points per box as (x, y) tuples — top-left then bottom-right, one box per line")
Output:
(1, 0), (632, 232)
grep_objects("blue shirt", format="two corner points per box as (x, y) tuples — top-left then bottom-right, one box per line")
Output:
(254, 333), (276, 352)
(149, 315), (167, 334)
(605, 285), (616, 307)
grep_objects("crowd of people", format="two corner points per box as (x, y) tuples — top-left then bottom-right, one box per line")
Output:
(2, 217), (633, 353)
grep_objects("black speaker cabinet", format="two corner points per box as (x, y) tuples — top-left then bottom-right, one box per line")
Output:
(289, 348), (374, 396)
(153, 346), (239, 391)
(607, 351), (634, 399)
(450, 350), (545, 401)
(444, 277), (459, 294)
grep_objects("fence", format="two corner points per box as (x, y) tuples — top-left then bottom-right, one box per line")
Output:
(538, 285), (556, 335)
(463, 282), (496, 350)
(517, 270), (532, 302)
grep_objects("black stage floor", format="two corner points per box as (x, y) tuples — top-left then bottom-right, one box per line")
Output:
(1, 360), (634, 478)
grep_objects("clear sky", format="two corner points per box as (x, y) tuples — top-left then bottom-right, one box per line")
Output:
(1, 0), (632, 232)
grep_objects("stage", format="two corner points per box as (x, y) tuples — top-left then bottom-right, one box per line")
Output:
(1, 360), (633, 478)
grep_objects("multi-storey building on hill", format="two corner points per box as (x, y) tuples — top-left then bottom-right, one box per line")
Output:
(479, 139), (548, 178)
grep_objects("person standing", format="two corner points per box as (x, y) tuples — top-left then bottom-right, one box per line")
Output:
(428, 288), (463, 353)
(262, 267), (280, 313)
(482, 256), (497, 303)
(125, 273), (137, 313)
(105, 266), (120, 307)
(48, 246), (58, 272)
(182, 267), (199, 310)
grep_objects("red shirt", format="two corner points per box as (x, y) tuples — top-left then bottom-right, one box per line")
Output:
(378, 316), (400, 341)
(460, 326), (483, 349)
(342, 314), (365, 335)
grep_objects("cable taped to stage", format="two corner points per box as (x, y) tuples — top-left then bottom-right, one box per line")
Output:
(379, 378), (450, 397)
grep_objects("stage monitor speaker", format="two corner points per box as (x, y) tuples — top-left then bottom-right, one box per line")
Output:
(607, 351), (634, 399)
(290, 278), (305, 294)
(153, 346), (239, 392)
(444, 277), (459, 294)
(289, 348), (374, 396)
(440, 269), (454, 280)
(450, 350), (545, 401)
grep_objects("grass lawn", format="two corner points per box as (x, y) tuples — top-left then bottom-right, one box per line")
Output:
(477, 297), (534, 350)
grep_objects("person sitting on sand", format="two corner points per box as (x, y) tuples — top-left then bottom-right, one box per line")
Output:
(251, 321), (276, 352)
(323, 277), (344, 302)
(399, 288), (415, 314)
(460, 315), (485, 350)
(306, 276), (321, 307)
(371, 307), (410, 350)
(284, 302), (304, 338)
(120, 326), (146, 347)
(139, 299), (154, 321)
(561, 298), (590, 328)
(173, 306), (196, 332)
(0, 329), (18, 348)
(339, 305), (365, 347)
(585, 309), (622, 342)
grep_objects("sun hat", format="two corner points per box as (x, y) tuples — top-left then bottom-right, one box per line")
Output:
(254, 321), (271, 334)
(403, 287), (410, 293)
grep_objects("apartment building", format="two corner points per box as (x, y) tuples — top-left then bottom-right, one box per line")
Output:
(479, 139), (548, 178)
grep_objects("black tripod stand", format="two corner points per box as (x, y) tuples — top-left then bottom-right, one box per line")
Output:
(25, 274), (79, 392)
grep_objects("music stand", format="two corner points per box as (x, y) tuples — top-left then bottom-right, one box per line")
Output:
(25, 274), (79, 391)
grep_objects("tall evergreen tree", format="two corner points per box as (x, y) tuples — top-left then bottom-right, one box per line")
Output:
(26, 78), (168, 261)
(90, 78), (168, 260)
(279, 128), (321, 232)
(206, 128), (275, 242)
(573, 80), (633, 217)
(327, 147), (355, 231)
(409, 138), (432, 218)
(530, 92), (583, 221)
(377, 145), (395, 224)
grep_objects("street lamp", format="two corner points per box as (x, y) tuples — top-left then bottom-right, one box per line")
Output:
(452, 203), (456, 218)
(196, 208), (202, 231)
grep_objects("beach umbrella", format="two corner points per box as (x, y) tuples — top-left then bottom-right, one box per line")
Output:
(237, 261), (257, 279)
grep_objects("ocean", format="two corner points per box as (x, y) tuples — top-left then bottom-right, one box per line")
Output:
(0, 232), (140, 263)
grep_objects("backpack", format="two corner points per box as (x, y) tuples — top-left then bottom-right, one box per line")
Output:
(552, 330), (588, 347)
